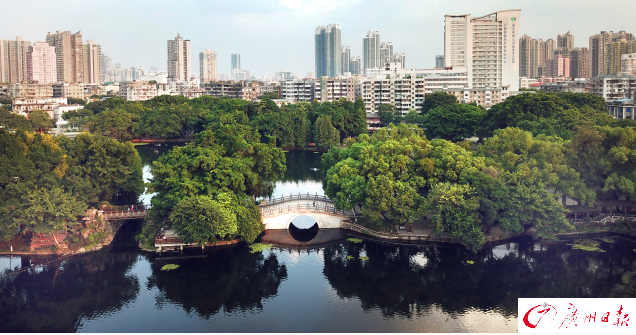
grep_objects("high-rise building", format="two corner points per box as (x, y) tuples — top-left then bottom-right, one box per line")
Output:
(363, 30), (380, 72)
(444, 9), (521, 91)
(46, 30), (84, 83)
(557, 31), (574, 50)
(569, 47), (589, 78)
(83, 40), (102, 84)
(607, 39), (636, 75)
(589, 30), (634, 77)
(379, 42), (393, 65)
(0, 37), (31, 83)
(231, 54), (241, 72)
(200, 49), (217, 83)
(315, 24), (342, 78)
(350, 56), (361, 75)
(27, 42), (57, 84)
(341, 46), (350, 73)
(393, 53), (405, 68)
(101, 55), (111, 82)
(435, 55), (444, 68)
(167, 33), (191, 81)
(519, 34), (547, 78)
(546, 54), (570, 78)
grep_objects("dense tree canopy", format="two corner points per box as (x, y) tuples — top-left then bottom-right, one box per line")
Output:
(421, 104), (486, 141)
(0, 131), (143, 239)
(420, 92), (459, 114)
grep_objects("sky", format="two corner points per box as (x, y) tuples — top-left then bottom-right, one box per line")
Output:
(1, 0), (634, 78)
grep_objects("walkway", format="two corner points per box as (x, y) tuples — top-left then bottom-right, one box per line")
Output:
(101, 205), (149, 220)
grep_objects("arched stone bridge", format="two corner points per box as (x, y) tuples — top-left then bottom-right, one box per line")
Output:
(259, 193), (354, 230)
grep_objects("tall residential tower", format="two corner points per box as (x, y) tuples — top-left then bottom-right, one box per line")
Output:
(200, 49), (217, 83)
(167, 33), (191, 81)
(315, 24), (342, 78)
(363, 30), (380, 72)
(444, 9), (521, 91)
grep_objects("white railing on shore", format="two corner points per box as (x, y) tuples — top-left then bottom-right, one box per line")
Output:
(260, 201), (353, 217)
(259, 193), (333, 207)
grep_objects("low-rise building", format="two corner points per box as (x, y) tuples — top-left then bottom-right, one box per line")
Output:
(119, 81), (171, 101)
(12, 97), (67, 118)
(590, 73), (636, 102)
(52, 104), (83, 121)
(201, 81), (261, 100)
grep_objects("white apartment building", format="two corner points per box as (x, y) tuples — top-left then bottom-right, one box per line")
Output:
(590, 73), (636, 102)
(359, 63), (469, 113)
(199, 49), (217, 83)
(119, 81), (172, 101)
(444, 9), (520, 91)
(280, 79), (318, 102)
(622, 53), (636, 76)
(12, 97), (67, 117)
(167, 33), (191, 82)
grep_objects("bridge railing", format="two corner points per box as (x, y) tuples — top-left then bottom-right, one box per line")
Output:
(103, 204), (150, 212)
(259, 193), (333, 207)
(261, 202), (354, 217)
(102, 209), (148, 219)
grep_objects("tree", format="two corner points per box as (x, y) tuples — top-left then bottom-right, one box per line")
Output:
(84, 97), (127, 114)
(29, 110), (53, 133)
(169, 195), (238, 246)
(258, 91), (279, 99)
(421, 92), (458, 114)
(378, 104), (399, 126)
(149, 80), (158, 84)
(13, 187), (85, 235)
(425, 182), (483, 252)
(0, 108), (32, 131)
(88, 109), (140, 141)
(67, 97), (86, 105)
(314, 114), (340, 149)
(421, 104), (485, 141)
(402, 109), (423, 126)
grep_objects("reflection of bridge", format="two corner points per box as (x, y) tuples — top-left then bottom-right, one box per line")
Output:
(259, 193), (354, 230)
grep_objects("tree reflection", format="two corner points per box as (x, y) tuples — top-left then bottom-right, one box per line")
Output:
(278, 151), (324, 183)
(147, 247), (287, 318)
(0, 251), (140, 332)
(322, 238), (636, 319)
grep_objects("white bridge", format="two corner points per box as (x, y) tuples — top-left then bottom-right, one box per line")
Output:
(259, 193), (355, 230)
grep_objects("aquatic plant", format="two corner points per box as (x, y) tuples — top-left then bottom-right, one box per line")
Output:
(347, 238), (363, 243)
(161, 264), (180, 271)
(569, 239), (606, 252)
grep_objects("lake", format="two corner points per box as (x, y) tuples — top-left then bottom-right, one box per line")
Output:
(0, 146), (634, 332)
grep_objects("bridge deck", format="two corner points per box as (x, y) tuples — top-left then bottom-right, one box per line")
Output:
(261, 201), (354, 217)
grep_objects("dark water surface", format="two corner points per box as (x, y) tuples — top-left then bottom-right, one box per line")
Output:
(1, 147), (635, 332)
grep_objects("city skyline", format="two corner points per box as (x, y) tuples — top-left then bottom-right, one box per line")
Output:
(1, 0), (635, 78)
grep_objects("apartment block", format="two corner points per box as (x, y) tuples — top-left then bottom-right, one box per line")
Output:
(607, 39), (636, 75)
(589, 30), (634, 77)
(27, 42), (57, 84)
(349, 56), (361, 75)
(83, 40), (102, 84)
(280, 79), (318, 102)
(200, 49), (217, 83)
(46, 31), (84, 83)
(444, 9), (520, 91)
(167, 33), (191, 82)
(622, 53), (636, 75)
(546, 54), (571, 78)
(119, 81), (172, 101)
(315, 24), (341, 78)
(363, 30), (380, 72)
(590, 73), (636, 101)
(341, 46), (350, 74)
(569, 47), (589, 78)
(201, 81), (261, 101)
(0, 37), (31, 83)
(321, 76), (357, 103)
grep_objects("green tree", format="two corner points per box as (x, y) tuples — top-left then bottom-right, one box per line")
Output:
(314, 114), (340, 149)
(258, 91), (279, 99)
(421, 92), (458, 114)
(13, 187), (85, 235)
(402, 109), (423, 126)
(29, 110), (53, 133)
(421, 104), (485, 141)
(378, 103), (399, 126)
(0, 108), (32, 131)
(67, 97), (86, 105)
(169, 194), (238, 246)
(425, 182), (483, 252)
(88, 109), (140, 141)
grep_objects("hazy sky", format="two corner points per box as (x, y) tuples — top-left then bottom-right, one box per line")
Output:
(1, 0), (634, 78)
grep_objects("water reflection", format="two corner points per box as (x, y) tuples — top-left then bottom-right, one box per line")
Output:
(147, 247), (288, 318)
(0, 251), (140, 332)
(322, 237), (636, 321)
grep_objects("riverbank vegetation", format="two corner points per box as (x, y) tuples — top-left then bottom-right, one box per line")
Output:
(63, 95), (368, 150)
(0, 130), (144, 242)
(324, 92), (636, 251)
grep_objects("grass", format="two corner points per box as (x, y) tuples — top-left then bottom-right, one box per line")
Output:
(248, 243), (273, 253)
(347, 238), (363, 243)
(161, 264), (180, 271)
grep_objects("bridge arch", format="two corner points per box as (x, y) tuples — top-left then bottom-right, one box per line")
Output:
(286, 213), (321, 230)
